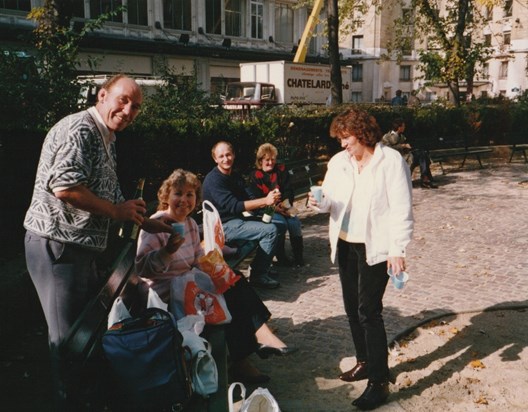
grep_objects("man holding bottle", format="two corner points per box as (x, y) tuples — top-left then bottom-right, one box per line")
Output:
(202, 141), (284, 289)
(23, 74), (172, 410)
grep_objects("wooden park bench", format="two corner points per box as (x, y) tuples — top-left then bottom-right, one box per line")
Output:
(508, 143), (528, 163)
(285, 158), (328, 201)
(419, 137), (493, 174)
(60, 221), (259, 411)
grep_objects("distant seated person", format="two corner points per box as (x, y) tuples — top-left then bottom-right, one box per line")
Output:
(202, 141), (286, 289)
(248, 143), (305, 267)
(407, 90), (421, 107)
(135, 169), (297, 384)
(382, 118), (437, 189)
(391, 89), (405, 106)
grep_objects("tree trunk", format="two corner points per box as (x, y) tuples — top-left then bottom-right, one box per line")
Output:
(327, 0), (342, 105)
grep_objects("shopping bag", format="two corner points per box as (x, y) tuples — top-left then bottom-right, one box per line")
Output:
(229, 382), (281, 412)
(191, 336), (218, 397)
(198, 248), (241, 293)
(102, 307), (193, 410)
(202, 200), (225, 254)
(170, 268), (232, 325)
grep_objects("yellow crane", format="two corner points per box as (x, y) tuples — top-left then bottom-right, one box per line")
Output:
(293, 0), (325, 63)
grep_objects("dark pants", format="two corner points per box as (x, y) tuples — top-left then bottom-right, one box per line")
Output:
(24, 231), (101, 410)
(410, 149), (433, 181)
(337, 239), (390, 383)
(223, 276), (271, 361)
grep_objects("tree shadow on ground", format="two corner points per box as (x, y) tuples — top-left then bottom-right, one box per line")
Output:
(388, 300), (528, 403)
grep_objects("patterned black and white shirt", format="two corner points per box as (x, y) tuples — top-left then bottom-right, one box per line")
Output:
(24, 108), (125, 251)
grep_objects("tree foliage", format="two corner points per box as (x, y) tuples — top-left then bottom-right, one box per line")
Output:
(386, 0), (494, 106)
(0, 1), (120, 130)
(140, 66), (226, 121)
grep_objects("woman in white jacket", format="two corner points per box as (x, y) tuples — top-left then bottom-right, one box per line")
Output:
(309, 109), (413, 410)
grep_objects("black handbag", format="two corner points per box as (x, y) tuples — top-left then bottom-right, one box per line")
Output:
(102, 307), (193, 410)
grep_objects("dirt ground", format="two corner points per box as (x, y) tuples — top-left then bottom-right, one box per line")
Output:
(381, 308), (528, 411)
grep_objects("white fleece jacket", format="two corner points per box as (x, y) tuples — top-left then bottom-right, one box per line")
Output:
(317, 143), (414, 265)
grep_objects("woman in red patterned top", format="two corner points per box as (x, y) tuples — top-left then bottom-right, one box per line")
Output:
(248, 143), (305, 267)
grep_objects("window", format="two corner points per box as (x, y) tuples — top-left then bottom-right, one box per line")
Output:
(352, 64), (363, 82)
(0, 0), (30, 11)
(484, 5), (493, 21)
(399, 65), (411, 81)
(503, 0), (512, 17)
(503, 31), (511, 46)
(206, 0), (221, 34)
(226, 0), (243, 37)
(484, 34), (492, 47)
(351, 92), (362, 103)
(352, 35), (363, 54)
(90, 1), (123, 23)
(127, 0), (148, 25)
(251, 0), (263, 39)
(482, 63), (489, 78)
(499, 61), (508, 78)
(402, 38), (413, 56)
(402, 8), (414, 24)
(163, 0), (191, 30)
(211, 76), (239, 96)
(275, 3), (293, 43)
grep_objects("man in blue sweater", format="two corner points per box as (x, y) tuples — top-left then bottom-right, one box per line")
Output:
(202, 141), (284, 289)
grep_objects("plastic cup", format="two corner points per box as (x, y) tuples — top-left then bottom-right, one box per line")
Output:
(171, 222), (185, 237)
(311, 185), (323, 203)
(387, 267), (409, 290)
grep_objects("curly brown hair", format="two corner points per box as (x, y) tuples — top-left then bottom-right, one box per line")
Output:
(157, 169), (202, 211)
(329, 108), (382, 148)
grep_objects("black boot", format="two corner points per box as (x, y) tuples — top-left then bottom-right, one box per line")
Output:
(274, 235), (293, 267)
(290, 236), (304, 267)
(352, 381), (389, 410)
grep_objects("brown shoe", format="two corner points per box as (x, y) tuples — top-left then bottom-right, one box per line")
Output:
(229, 358), (271, 384)
(339, 361), (368, 382)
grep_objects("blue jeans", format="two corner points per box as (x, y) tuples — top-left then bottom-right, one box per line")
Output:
(337, 239), (390, 383)
(223, 218), (284, 277)
(272, 213), (302, 238)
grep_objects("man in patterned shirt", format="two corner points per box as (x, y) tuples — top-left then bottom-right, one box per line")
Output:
(23, 74), (172, 409)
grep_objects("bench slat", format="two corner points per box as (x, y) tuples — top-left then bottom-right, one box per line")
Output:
(61, 242), (136, 360)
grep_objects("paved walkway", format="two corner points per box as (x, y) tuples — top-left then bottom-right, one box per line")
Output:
(3, 159), (527, 411)
(244, 161), (528, 411)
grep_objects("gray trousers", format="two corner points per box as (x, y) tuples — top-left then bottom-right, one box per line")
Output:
(24, 230), (102, 409)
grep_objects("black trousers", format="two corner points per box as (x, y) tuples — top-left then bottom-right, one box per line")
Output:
(337, 239), (390, 383)
(410, 149), (433, 180)
(223, 276), (271, 361)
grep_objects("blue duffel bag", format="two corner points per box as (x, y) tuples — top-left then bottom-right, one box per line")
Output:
(102, 307), (193, 410)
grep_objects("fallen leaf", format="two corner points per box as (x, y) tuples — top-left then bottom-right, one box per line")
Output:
(474, 395), (488, 405)
(402, 377), (412, 387)
(470, 360), (485, 369)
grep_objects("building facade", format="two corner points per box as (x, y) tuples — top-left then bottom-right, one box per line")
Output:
(1, 0), (328, 95)
(1, 1), (527, 103)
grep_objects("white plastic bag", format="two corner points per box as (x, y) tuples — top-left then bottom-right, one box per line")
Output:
(170, 268), (232, 325)
(202, 200), (225, 254)
(191, 337), (218, 397)
(229, 382), (281, 412)
(107, 297), (131, 329)
(177, 313), (206, 337)
(107, 288), (167, 329)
